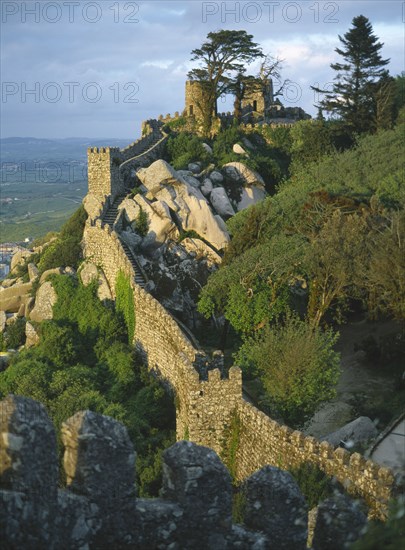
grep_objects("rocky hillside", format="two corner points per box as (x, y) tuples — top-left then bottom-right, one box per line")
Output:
(92, 158), (266, 329)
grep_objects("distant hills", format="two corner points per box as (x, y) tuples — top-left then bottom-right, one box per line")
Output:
(0, 137), (133, 162)
(0, 137), (133, 242)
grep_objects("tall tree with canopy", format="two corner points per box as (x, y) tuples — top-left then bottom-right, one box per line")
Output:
(188, 30), (263, 135)
(312, 15), (390, 135)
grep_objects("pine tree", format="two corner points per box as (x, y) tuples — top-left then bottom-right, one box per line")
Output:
(188, 30), (263, 135)
(313, 15), (390, 135)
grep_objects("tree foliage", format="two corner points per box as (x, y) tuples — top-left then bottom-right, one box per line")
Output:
(188, 30), (263, 135)
(235, 315), (340, 426)
(38, 205), (87, 272)
(313, 15), (390, 135)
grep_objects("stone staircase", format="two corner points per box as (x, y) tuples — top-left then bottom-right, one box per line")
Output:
(103, 194), (125, 227)
(120, 120), (165, 167)
(100, 120), (167, 289)
(102, 194), (147, 288)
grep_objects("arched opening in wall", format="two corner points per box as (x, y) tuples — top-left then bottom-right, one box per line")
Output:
(253, 100), (257, 112)
(189, 105), (194, 116)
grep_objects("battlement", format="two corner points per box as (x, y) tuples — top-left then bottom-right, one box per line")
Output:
(82, 211), (395, 520)
(1, 394), (370, 549)
(88, 146), (121, 155)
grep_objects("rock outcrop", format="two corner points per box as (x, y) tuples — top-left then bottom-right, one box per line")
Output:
(29, 281), (57, 322)
(79, 262), (112, 302)
(323, 416), (378, 449)
(0, 282), (33, 313)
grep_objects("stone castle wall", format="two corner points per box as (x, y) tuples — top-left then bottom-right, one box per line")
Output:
(80, 120), (396, 519)
(235, 401), (394, 515)
(2, 394), (371, 549)
(87, 146), (123, 201)
(82, 219), (241, 453)
(82, 217), (395, 519)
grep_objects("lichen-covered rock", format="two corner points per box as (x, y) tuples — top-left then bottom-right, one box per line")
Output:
(1, 278), (17, 289)
(134, 194), (179, 247)
(244, 465), (308, 550)
(179, 172), (201, 188)
(29, 281), (57, 322)
(181, 238), (222, 267)
(0, 282), (33, 313)
(201, 177), (213, 196)
(209, 170), (224, 184)
(312, 493), (367, 550)
(210, 187), (235, 218)
(322, 416), (378, 449)
(25, 321), (40, 347)
(27, 263), (39, 282)
(155, 177), (229, 250)
(137, 159), (180, 195)
(188, 162), (201, 174)
(237, 186), (267, 211)
(223, 162), (265, 187)
(0, 310), (7, 332)
(39, 267), (63, 284)
(79, 262), (112, 302)
(233, 143), (249, 155)
(10, 249), (32, 272)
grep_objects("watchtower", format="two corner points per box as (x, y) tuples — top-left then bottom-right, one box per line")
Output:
(241, 78), (274, 117)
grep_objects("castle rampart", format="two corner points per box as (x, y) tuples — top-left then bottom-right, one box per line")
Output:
(82, 212), (395, 519)
(75, 118), (399, 519)
(1, 394), (373, 549)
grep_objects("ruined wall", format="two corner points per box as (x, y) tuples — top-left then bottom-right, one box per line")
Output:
(241, 78), (273, 115)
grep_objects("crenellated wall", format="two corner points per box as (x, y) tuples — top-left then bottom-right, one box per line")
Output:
(82, 219), (241, 454)
(2, 395), (373, 550)
(82, 217), (395, 519)
(81, 120), (396, 520)
(235, 401), (394, 515)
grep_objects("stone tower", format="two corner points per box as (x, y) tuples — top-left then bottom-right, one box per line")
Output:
(241, 78), (274, 118)
(184, 80), (214, 121)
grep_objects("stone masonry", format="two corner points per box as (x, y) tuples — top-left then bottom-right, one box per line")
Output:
(81, 119), (395, 520)
(1, 395), (370, 549)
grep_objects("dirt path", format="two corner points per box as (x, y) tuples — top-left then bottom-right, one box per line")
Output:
(305, 318), (402, 438)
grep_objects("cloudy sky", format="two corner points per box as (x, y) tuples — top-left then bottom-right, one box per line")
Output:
(1, 0), (403, 139)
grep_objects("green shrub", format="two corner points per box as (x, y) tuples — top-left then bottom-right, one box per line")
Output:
(166, 133), (211, 169)
(289, 462), (338, 509)
(37, 206), (87, 273)
(4, 318), (26, 349)
(235, 315), (340, 427)
(135, 207), (149, 237)
(0, 272), (175, 496)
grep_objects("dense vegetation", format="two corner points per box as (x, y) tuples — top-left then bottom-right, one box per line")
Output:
(198, 111), (404, 427)
(0, 242), (175, 496)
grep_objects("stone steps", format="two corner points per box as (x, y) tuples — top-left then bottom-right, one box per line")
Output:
(100, 123), (165, 290)
(119, 240), (146, 287)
